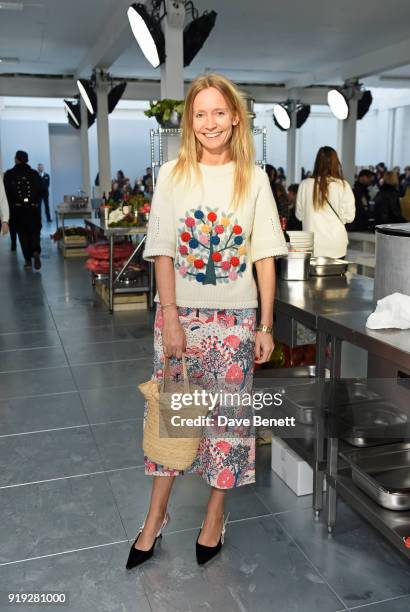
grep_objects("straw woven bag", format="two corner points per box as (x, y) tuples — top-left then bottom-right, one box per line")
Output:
(139, 355), (212, 470)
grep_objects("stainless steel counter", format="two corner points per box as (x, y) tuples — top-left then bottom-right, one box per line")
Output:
(272, 272), (410, 559)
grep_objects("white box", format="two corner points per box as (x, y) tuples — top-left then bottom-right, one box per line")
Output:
(271, 436), (326, 496)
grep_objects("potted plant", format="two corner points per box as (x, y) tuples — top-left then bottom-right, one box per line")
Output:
(145, 99), (185, 128)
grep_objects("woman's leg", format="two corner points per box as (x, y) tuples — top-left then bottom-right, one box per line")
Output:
(198, 487), (226, 546)
(136, 475), (175, 550)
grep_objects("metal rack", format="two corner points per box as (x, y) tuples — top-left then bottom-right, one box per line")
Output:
(150, 126), (268, 187)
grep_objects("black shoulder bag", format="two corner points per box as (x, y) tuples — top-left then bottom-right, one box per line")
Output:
(326, 199), (344, 225)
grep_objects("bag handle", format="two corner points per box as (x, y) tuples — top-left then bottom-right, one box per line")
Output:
(161, 354), (190, 394)
(326, 198), (344, 225)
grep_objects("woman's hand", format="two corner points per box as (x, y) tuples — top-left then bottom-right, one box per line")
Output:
(254, 331), (274, 364)
(1, 222), (9, 236)
(162, 309), (187, 359)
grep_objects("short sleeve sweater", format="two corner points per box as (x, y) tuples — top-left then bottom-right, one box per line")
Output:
(143, 160), (288, 309)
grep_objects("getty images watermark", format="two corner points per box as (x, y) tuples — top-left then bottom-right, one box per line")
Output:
(168, 390), (296, 428)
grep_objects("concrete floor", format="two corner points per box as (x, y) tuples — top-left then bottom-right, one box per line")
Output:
(0, 232), (409, 612)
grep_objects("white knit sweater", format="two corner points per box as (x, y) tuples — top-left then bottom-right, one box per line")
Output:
(143, 160), (288, 308)
(296, 178), (355, 258)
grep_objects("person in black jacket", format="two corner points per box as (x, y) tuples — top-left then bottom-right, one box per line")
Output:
(37, 163), (51, 222)
(346, 169), (374, 231)
(4, 151), (44, 270)
(374, 171), (406, 226)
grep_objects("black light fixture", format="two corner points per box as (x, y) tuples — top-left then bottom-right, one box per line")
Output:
(127, 3), (165, 68)
(357, 89), (373, 120)
(76, 78), (97, 115)
(328, 83), (373, 121)
(64, 99), (80, 129)
(64, 96), (95, 130)
(127, 1), (217, 68)
(273, 104), (291, 130)
(328, 89), (349, 120)
(273, 102), (311, 131)
(183, 8), (217, 67)
(108, 81), (127, 114)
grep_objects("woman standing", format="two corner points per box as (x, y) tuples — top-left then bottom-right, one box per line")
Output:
(126, 73), (287, 569)
(296, 146), (355, 258)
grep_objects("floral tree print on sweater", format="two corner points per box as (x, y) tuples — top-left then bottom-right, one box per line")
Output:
(176, 208), (247, 285)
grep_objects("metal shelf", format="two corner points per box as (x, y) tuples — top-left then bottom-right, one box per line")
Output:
(328, 469), (410, 559)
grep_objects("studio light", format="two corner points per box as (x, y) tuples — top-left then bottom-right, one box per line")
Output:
(76, 79), (97, 115)
(273, 104), (291, 130)
(64, 100), (80, 129)
(327, 89), (349, 120)
(296, 104), (310, 128)
(127, 3), (165, 68)
(357, 89), (373, 120)
(108, 81), (127, 114)
(273, 102), (311, 131)
(183, 10), (217, 67)
(64, 96), (95, 130)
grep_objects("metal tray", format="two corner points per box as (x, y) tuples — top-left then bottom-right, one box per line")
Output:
(338, 400), (407, 447)
(309, 257), (349, 276)
(341, 442), (410, 510)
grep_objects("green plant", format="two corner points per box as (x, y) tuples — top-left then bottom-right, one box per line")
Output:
(144, 99), (184, 123)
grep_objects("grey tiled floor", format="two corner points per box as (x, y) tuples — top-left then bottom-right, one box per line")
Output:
(0, 235), (409, 612)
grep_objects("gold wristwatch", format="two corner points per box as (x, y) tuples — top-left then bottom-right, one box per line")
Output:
(255, 324), (273, 333)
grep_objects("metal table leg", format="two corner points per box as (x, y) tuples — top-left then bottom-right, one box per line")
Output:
(326, 336), (342, 532)
(109, 235), (114, 314)
(313, 329), (327, 518)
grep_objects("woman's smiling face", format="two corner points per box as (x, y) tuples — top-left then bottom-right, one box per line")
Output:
(192, 87), (238, 159)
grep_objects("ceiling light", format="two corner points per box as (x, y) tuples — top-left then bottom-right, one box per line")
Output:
(328, 89), (349, 120)
(183, 10), (217, 67)
(76, 79), (97, 115)
(0, 57), (19, 63)
(273, 104), (291, 130)
(357, 90), (373, 120)
(64, 100), (80, 129)
(108, 81), (127, 114)
(0, 2), (24, 10)
(127, 3), (165, 68)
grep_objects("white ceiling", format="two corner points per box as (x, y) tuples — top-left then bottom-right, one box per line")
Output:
(1, 0), (410, 88)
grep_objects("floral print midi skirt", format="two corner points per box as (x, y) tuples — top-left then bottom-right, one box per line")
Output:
(144, 305), (257, 489)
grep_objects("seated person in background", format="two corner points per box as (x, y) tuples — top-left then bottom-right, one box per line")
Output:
(286, 184), (302, 230)
(374, 171), (406, 226)
(346, 169), (374, 232)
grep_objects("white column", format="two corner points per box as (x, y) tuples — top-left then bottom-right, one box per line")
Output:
(160, 0), (185, 99)
(339, 97), (358, 185)
(286, 101), (297, 184)
(160, 0), (185, 162)
(386, 107), (396, 169)
(96, 71), (111, 197)
(80, 98), (91, 197)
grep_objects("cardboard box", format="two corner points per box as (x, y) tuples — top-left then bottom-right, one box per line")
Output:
(271, 435), (326, 496)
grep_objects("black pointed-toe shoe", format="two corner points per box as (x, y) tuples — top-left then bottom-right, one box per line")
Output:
(196, 513), (229, 566)
(126, 512), (170, 570)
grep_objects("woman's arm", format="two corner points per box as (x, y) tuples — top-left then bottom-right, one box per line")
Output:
(155, 256), (186, 359)
(340, 181), (355, 223)
(254, 257), (275, 364)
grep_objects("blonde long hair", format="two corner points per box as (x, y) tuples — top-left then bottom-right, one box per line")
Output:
(172, 73), (255, 209)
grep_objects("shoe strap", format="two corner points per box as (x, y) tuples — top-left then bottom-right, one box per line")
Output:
(137, 511), (170, 539)
(221, 512), (230, 545)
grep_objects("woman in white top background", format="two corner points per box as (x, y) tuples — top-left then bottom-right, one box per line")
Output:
(296, 146), (355, 258)
(126, 73), (287, 570)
